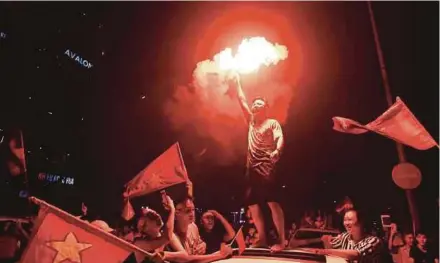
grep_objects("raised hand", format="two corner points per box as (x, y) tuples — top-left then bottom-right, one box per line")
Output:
(207, 210), (221, 218)
(194, 241), (207, 255)
(321, 235), (333, 246)
(161, 191), (175, 212)
(186, 180), (194, 198)
(227, 71), (240, 88)
(231, 71), (240, 82)
(390, 223), (397, 235)
(269, 149), (280, 163)
(81, 202), (88, 216)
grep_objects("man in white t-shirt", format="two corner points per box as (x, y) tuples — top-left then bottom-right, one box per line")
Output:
(229, 74), (286, 252)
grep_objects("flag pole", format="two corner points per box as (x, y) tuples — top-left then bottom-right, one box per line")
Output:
(19, 130), (29, 189)
(176, 142), (188, 174)
(19, 129), (33, 217)
(176, 142), (193, 198)
(229, 225), (244, 246)
(367, 1), (420, 234)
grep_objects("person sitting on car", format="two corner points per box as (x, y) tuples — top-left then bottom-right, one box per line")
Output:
(199, 210), (235, 254)
(163, 196), (232, 263)
(314, 215), (326, 230)
(132, 194), (176, 263)
(245, 227), (259, 247)
(320, 208), (391, 263)
(300, 210), (316, 228)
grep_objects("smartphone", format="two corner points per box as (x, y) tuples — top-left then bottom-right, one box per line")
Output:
(19, 190), (29, 198)
(381, 215), (392, 228)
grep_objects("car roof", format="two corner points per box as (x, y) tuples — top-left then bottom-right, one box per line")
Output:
(214, 248), (347, 263)
(295, 228), (340, 234)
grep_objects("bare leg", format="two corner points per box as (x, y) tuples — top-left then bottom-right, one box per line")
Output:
(267, 202), (286, 252)
(248, 204), (267, 247)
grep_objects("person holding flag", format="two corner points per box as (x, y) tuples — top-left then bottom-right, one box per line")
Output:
(20, 197), (165, 263)
(228, 73), (286, 252)
(133, 192), (176, 262)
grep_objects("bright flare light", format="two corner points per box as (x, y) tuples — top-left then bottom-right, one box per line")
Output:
(214, 37), (288, 74)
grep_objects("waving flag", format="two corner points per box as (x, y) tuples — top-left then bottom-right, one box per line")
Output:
(123, 142), (188, 199)
(0, 129), (29, 217)
(121, 198), (135, 221)
(0, 129), (27, 177)
(229, 226), (246, 255)
(20, 197), (162, 263)
(332, 97), (438, 150)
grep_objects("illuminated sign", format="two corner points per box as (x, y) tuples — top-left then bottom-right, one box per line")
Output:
(38, 172), (75, 185)
(0, 32), (6, 39)
(64, 49), (93, 69)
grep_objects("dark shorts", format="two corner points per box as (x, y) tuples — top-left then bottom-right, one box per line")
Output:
(244, 167), (280, 206)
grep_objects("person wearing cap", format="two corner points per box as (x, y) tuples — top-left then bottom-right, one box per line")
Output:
(199, 210), (235, 254)
(91, 220), (114, 233)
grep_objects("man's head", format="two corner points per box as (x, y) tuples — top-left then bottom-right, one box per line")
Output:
(175, 197), (196, 225)
(315, 216), (325, 229)
(415, 232), (427, 247)
(403, 232), (414, 246)
(137, 209), (163, 237)
(248, 227), (256, 236)
(91, 220), (114, 233)
(343, 209), (365, 236)
(291, 222), (297, 230)
(200, 211), (215, 231)
(251, 97), (268, 118)
(303, 210), (315, 223)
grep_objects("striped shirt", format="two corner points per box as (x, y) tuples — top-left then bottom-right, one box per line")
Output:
(247, 118), (283, 177)
(330, 232), (382, 263)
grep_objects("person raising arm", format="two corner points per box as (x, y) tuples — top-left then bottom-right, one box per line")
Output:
(228, 72), (286, 252)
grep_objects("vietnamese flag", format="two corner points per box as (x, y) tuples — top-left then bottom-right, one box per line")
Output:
(121, 198), (135, 221)
(332, 97), (438, 150)
(20, 197), (161, 263)
(235, 229), (246, 255)
(0, 129), (27, 177)
(123, 142), (189, 199)
(229, 227), (246, 256)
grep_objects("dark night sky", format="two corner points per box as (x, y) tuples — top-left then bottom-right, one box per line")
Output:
(0, 2), (438, 231)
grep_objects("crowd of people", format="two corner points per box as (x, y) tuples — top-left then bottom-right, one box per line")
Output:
(0, 192), (438, 263)
(0, 55), (437, 263)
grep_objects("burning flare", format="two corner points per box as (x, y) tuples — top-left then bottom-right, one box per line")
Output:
(194, 37), (288, 80)
(165, 37), (292, 166)
(215, 37), (288, 74)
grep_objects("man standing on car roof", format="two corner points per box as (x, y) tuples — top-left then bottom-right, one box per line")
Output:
(228, 73), (286, 252)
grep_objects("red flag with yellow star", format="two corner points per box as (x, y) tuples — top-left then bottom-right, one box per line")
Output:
(20, 197), (161, 263)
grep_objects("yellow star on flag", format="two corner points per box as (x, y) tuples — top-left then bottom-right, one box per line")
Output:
(46, 232), (92, 263)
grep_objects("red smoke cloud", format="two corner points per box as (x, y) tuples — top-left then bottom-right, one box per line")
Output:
(163, 5), (304, 165)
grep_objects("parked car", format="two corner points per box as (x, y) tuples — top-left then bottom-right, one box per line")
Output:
(216, 248), (348, 263)
(288, 228), (340, 249)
